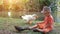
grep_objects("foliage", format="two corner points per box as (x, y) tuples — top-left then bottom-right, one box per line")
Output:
(39, 0), (57, 12)
(0, 0), (57, 12)
(37, 0), (57, 21)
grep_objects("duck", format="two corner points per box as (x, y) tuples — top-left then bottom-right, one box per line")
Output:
(21, 14), (38, 24)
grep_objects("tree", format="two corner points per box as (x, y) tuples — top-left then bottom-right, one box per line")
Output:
(39, 0), (57, 12)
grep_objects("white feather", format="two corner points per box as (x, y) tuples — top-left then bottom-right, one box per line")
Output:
(21, 14), (37, 22)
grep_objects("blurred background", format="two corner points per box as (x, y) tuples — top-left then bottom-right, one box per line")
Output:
(0, 0), (60, 23)
(0, 0), (60, 34)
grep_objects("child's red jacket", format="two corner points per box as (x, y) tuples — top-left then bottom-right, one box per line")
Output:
(37, 15), (54, 32)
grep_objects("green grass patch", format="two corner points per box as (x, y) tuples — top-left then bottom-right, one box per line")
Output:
(0, 17), (60, 34)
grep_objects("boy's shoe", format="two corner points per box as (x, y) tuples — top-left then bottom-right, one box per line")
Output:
(14, 26), (24, 32)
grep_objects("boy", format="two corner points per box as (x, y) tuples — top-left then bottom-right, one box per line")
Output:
(14, 6), (54, 34)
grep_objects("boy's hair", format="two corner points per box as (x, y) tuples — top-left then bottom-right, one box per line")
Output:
(41, 6), (51, 13)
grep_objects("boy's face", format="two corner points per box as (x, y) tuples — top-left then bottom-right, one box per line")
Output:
(43, 11), (50, 16)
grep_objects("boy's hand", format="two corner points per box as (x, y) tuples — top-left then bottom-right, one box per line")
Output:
(36, 28), (44, 32)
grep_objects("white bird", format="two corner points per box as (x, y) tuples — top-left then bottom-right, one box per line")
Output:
(21, 14), (38, 24)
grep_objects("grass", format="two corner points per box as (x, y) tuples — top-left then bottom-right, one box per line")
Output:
(0, 17), (60, 34)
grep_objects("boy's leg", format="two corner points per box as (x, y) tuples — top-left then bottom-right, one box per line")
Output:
(32, 28), (46, 34)
(14, 26), (40, 32)
(14, 25), (37, 32)
(32, 28), (40, 32)
(14, 26), (31, 32)
(14, 26), (46, 34)
(14, 26), (25, 32)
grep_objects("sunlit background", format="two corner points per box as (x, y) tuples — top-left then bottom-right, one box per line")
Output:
(0, 0), (60, 23)
(0, 0), (30, 17)
(0, 0), (60, 34)
(0, 0), (40, 17)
